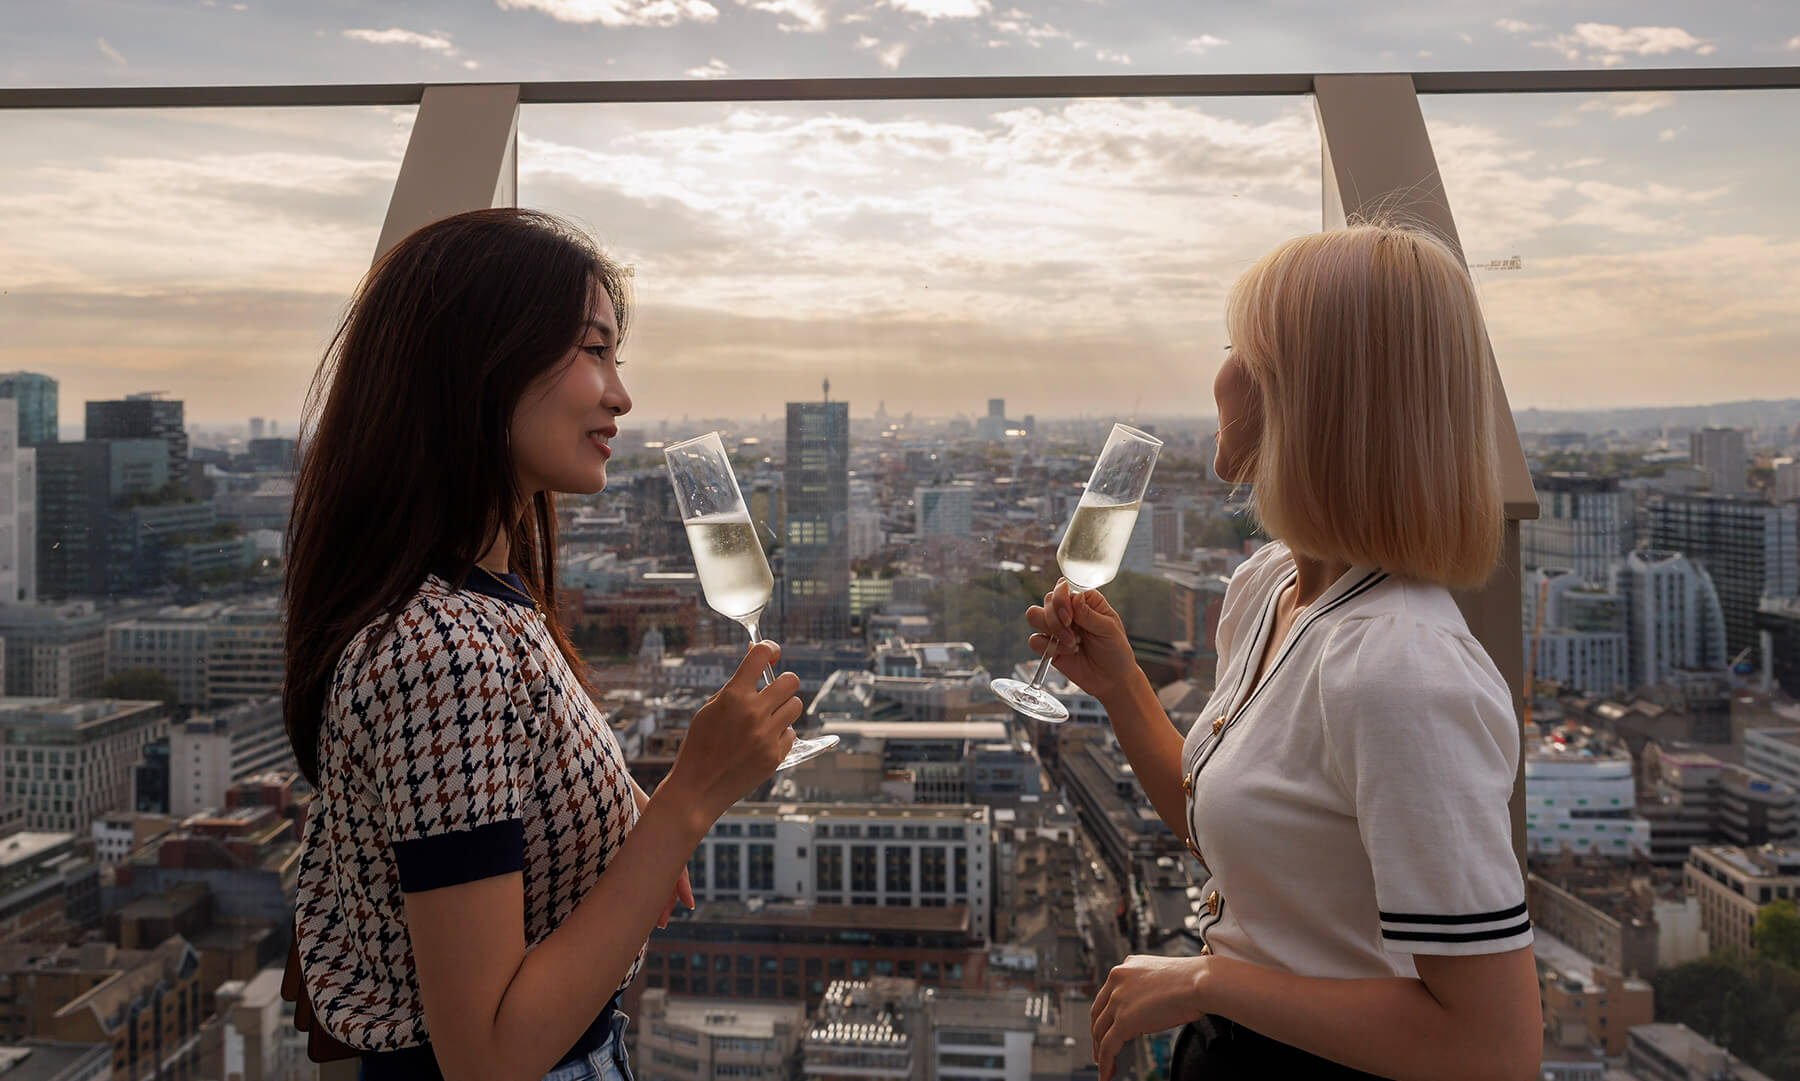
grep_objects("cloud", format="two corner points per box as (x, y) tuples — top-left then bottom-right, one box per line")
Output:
(856, 35), (909, 69)
(1494, 18), (1542, 33)
(494, 0), (719, 27)
(1095, 48), (1131, 65)
(1535, 23), (1717, 65)
(1181, 34), (1228, 55)
(1455, 31), (1473, 44)
(685, 58), (733, 78)
(96, 38), (126, 65)
(991, 8), (1072, 45)
(1577, 91), (1677, 118)
(341, 27), (457, 52)
(735, 0), (830, 31)
(1660, 127), (1679, 142)
(1786, 35), (1800, 49)
(888, 0), (989, 19)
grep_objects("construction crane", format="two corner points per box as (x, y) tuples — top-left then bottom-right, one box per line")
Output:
(1523, 575), (1549, 730)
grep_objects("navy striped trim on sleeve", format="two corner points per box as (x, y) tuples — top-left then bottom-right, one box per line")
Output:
(393, 820), (526, 893)
(1379, 902), (1531, 945)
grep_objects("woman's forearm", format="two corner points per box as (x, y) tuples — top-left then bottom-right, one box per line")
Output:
(1098, 669), (1191, 843)
(1193, 957), (1536, 1081)
(486, 792), (704, 1078)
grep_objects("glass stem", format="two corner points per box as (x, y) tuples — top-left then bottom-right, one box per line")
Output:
(1028, 582), (1084, 690)
(743, 618), (776, 689)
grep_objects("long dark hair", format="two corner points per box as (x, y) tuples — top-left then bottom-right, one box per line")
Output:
(283, 208), (631, 786)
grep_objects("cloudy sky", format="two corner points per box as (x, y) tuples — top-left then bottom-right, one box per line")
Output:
(1, 1), (1796, 429)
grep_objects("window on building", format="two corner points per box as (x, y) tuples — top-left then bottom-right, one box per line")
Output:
(954, 848), (967, 894)
(715, 843), (741, 892)
(885, 847), (912, 893)
(816, 845), (844, 892)
(851, 845), (878, 893)
(749, 843), (774, 892)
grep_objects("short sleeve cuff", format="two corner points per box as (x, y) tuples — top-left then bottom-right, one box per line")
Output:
(1379, 901), (1534, 956)
(393, 819), (526, 893)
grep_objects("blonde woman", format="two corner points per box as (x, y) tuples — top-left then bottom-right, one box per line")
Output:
(1029, 224), (1541, 1081)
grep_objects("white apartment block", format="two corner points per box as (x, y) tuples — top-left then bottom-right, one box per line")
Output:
(1526, 731), (1653, 859)
(169, 697), (292, 818)
(0, 698), (168, 833)
(693, 803), (991, 942)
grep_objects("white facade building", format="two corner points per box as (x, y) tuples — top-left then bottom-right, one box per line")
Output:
(693, 803), (991, 942)
(1615, 551), (1728, 689)
(0, 401), (38, 605)
(168, 697), (292, 818)
(1525, 730), (1653, 859)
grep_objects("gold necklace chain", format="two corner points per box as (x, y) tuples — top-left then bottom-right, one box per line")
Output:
(476, 565), (543, 616)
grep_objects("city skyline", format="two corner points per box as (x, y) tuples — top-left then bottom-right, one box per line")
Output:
(3, 3), (1799, 425)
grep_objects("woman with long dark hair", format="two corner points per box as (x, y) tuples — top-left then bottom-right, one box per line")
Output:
(284, 208), (799, 1081)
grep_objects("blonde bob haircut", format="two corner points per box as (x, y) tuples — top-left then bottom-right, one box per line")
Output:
(1226, 223), (1502, 589)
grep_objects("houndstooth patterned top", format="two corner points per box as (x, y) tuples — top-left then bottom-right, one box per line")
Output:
(294, 571), (643, 1052)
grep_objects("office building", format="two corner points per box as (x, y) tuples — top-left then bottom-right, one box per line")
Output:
(1685, 844), (1800, 958)
(1759, 598), (1800, 699)
(167, 698), (293, 818)
(1614, 551), (1729, 690)
(914, 484), (974, 538)
(800, 978), (1094, 1081)
(0, 832), (101, 945)
(849, 478), (884, 561)
(1524, 568), (1628, 698)
(1648, 494), (1798, 659)
(104, 598), (284, 710)
(1524, 728), (1652, 859)
(1775, 458), (1800, 503)
(1522, 474), (1634, 585)
(687, 803), (990, 936)
(0, 373), (59, 449)
(1690, 427), (1747, 496)
(0, 698), (170, 833)
(0, 401), (39, 605)
(1746, 729), (1800, 793)
(85, 395), (188, 486)
(35, 438), (165, 599)
(782, 396), (851, 641)
(633, 990), (804, 1081)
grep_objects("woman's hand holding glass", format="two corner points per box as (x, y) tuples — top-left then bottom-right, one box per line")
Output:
(662, 641), (802, 830)
(1025, 579), (1140, 702)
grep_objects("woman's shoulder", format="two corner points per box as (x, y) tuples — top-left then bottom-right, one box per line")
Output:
(1322, 591), (1509, 710)
(333, 576), (525, 694)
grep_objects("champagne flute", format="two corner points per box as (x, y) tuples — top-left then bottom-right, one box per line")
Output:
(665, 431), (841, 770)
(992, 423), (1163, 723)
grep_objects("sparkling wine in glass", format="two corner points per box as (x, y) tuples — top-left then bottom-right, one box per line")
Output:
(665, 431), (840, 770)
(992, 423), (1163, 723)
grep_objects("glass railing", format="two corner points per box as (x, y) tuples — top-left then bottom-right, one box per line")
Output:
(3, 69), (1797, 1081)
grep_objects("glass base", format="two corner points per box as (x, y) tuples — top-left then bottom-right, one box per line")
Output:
(991, 678), (1071, 723)
(775, 734), (841, 771)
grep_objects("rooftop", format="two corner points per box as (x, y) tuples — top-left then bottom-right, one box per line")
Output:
(723, 802), (987, 822)
(658, 997), (804, 1039)
(820, 720), (1011, 742)
(684, 900), (973, 933)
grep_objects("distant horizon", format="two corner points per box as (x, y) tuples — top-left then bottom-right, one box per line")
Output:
(37, 394), (1791, 440)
